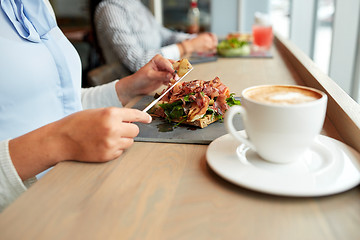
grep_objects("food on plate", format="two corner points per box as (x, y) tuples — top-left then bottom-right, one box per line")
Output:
(227, 32), (252, 42)
(172, 58), (193, 77)
(217, 35), (251, 57)
(142, 58), (193, 113)
(151, 77), (241, 128)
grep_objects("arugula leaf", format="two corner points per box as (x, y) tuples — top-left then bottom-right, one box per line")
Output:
(174, 118), (187, 128)
(159, 100), (186, 121)
(226, 93), (241, 107)
(206, 108), (216, 120)
(183, 93), (195, 102)
(169, 105), (186, 120)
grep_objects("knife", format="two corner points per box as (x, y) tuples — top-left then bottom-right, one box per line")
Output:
(143, 68), (193, 112)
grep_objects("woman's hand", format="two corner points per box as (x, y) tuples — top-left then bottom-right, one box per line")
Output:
(115, 54), (176, 105)
(56, 107), (151, 162)
(9, 107), (151, 180)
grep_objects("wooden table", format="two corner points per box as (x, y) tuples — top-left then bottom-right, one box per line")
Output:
(1, 36), (360, 240)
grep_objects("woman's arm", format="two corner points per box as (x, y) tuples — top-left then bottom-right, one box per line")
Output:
(81, 54), (175, 108)
(8, 108), (152, 181)
(81, 81), (123, 110)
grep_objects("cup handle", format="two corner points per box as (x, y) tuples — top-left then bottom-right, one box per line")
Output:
(225, 106), (256, 151)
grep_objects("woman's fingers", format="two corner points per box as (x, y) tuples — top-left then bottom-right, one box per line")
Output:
(147, 70), (173, 85)
(152, 54), (175, 73)
(117, 108), (152, 123)
(116, 137), (134, 150)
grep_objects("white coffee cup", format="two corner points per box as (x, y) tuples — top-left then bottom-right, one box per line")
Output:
(225, 85), (327, 163)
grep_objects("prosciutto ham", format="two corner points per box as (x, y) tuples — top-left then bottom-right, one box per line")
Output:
(155, 77), (231, 122)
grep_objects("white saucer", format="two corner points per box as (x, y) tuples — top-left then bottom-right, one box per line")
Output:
(206, 131), (360, 197)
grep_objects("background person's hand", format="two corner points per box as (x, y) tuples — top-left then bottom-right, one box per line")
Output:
(115, 54), (176, 105)
(9, 107), (151, 180)
(183, 32), (218, 55)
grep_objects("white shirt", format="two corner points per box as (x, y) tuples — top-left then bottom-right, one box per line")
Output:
(95, 0), (192, 72)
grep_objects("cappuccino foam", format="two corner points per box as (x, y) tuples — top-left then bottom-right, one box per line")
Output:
(245, 86), (322, 105)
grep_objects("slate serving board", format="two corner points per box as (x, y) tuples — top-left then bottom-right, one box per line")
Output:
(132, 96), (244, 145)
(188, 50), (272, 65)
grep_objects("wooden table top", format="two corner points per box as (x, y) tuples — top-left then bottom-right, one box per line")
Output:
(1, 36), (359, 240)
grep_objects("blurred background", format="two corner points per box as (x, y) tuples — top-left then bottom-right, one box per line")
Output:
(49, 0), (360, 103)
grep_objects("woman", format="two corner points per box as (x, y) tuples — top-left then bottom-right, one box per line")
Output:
(0, 0), (176, 211)
(93, 0), (217, 74)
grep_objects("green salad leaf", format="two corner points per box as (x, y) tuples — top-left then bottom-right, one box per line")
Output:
(206, 108), (216, 120)
(218, 38), (248, 49)
(159, 100), (186, 121)
(217, 38), (251, 57)
(226, 93), (241, 107)
(183, 93), (195, 102)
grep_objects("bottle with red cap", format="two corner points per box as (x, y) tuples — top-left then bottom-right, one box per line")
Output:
(187, 0), (200, 34)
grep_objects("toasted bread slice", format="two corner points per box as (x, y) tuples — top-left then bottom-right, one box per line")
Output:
(172, 59), (192, 77)
(173, 114), (220, 128)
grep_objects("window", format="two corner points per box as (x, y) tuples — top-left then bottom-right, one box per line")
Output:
(270, 0), (290, 39)
(313, 0), (334, 74)
(270, 0), (360, 102)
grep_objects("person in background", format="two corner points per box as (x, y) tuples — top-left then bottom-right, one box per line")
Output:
(92, 0), (217, 75)
(0, 0), (176, 211)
